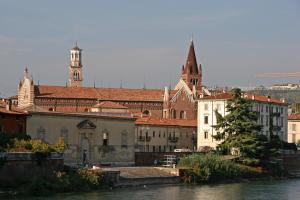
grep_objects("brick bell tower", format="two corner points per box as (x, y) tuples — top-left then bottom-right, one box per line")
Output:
(69, 42), (83, 87)
(181, 39), (202, 91)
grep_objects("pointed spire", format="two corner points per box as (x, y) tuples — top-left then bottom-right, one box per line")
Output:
(24, 67), (28, 77)
(183, 38), (198, 74)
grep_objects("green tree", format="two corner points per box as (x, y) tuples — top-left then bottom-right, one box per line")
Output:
(213, 88), (262, 140)
(212, 88), (276, 164)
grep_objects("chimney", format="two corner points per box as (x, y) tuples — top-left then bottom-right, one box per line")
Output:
(252, 94), (255, 100)
(6, 99), (12, 111)
(280, 98), (285, 103)
(267, 96), (271, 102)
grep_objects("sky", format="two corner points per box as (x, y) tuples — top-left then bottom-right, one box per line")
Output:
(0, 0), (299, 97)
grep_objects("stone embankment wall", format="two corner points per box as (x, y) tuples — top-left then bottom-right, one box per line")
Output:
(280, 152), (300, 175)
(0, 152), (63, 184)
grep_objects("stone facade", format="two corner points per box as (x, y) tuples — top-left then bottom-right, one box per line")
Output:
(26, 111), (136, 166)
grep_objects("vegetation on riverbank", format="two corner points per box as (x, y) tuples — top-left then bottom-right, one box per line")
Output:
(0, 168), (107, 196)
(178, 154), (266, 183)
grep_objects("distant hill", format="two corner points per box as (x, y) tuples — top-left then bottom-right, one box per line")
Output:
(251, 89), (300, 104)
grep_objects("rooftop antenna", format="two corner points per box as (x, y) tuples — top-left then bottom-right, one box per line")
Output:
(75, 40), (78, 47)
(38, 80), (40, 86)
(120, 79), (123, 89)
(143, 75), (146, 89)
(93, 82), (96, 88)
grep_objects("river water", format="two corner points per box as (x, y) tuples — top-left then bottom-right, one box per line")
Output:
(22, 179), (300, 200)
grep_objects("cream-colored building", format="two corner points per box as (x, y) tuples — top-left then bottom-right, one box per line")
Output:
(197, 93), (288, 149)
(288, 114), (300, 145)
(135, 117), (197, 152)
(26, 109), (136, 166)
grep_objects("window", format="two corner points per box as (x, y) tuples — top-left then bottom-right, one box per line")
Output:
(260, 116), (264, 124)
(73, 71), (80, 81)
(179, 111), (186, 119)
(49, 108), (54, 111)
(158, 146), (161, 152)
(216, 104), (221, 112)
(266, 106), (269, 113)
(171, 109), (176, 119)
(292, 124), (296, 131)
(143, 110), (150, 116)
(266, 116), (269, 126)
(204, 104), (208, 111)
(0, 125), (3, 134)
(204, 131), (208, 139)
(292, 134), (296, 143)
(153, 146), (155, 152)
(204, 115), (209, 124)
(37, 127), (46, 141)
(153, 131), (155, 138)
(103, 132), (109, 146)
(159, 131), (161, 138)
(60, 127), (69, 145)
(121, 131), (128, 148)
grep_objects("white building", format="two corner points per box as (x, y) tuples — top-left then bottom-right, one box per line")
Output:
(197, 93), (288, 150)
(288, 114), (300, 145)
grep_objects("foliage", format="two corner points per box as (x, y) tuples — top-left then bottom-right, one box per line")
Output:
(178, 154), (263, 183)
(25, 168), (104, 195)
(212, 88), (292, 165)
(12, 139), (52, 153)
(52, 137), (66, 153)
(213, 88), (262, 141)
(0, 133), (30, 152)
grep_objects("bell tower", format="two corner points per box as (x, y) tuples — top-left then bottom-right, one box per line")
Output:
(69, 43), (83, 87)
(181, 39), (202, 91)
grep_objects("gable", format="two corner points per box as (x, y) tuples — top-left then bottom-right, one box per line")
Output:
(77, 119), (97, 129)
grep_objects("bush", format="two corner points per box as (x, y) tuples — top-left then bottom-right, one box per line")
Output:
(25, 168), (104, 195)
(178, 154), (263, 183)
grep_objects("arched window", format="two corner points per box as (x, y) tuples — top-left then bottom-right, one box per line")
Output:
(179, 111), (186, 119)
(49, 108), (54, 111)
(171, 109), (176, 119)
(142, 110), (150, 116)
(73, 71), (80, 81)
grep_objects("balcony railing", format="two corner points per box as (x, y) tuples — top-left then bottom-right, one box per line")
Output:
(168, 136), (179, 143)
(138, 136), (151, 142)
(138, 136), (145, 142)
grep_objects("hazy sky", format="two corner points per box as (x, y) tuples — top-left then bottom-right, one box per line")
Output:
(0, 0), (299, 97)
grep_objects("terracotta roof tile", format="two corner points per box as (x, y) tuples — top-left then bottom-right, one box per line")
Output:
(201, 92), (285, 105)
(0, 102), (27, 115)
(35, 85), (177, 102)
(135, 117), (197, 127)
(288, 114), (300, 120)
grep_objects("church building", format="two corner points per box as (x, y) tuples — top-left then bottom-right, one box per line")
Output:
(17, 40), (204, 120)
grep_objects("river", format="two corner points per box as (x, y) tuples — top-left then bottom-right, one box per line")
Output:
(20, 179), (300, 200)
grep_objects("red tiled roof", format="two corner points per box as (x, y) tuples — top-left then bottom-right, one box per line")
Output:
(135, 117), (197, 127)
(288, 114), (300, 120)
(201, 92), (285, 105)
(0, 102), (27, 115)
(35, 85), (177, 102)
(93, 101), (128, 109)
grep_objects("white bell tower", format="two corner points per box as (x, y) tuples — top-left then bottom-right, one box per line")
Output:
(69, 42), (83, 87)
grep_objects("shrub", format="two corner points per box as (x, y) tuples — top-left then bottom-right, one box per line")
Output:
(178, 154), (262, 183)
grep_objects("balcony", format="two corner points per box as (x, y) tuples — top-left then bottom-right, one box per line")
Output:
(168, 136), (179, 143)
(138, 136), (145, 142)
(138, 136), (151, 142)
